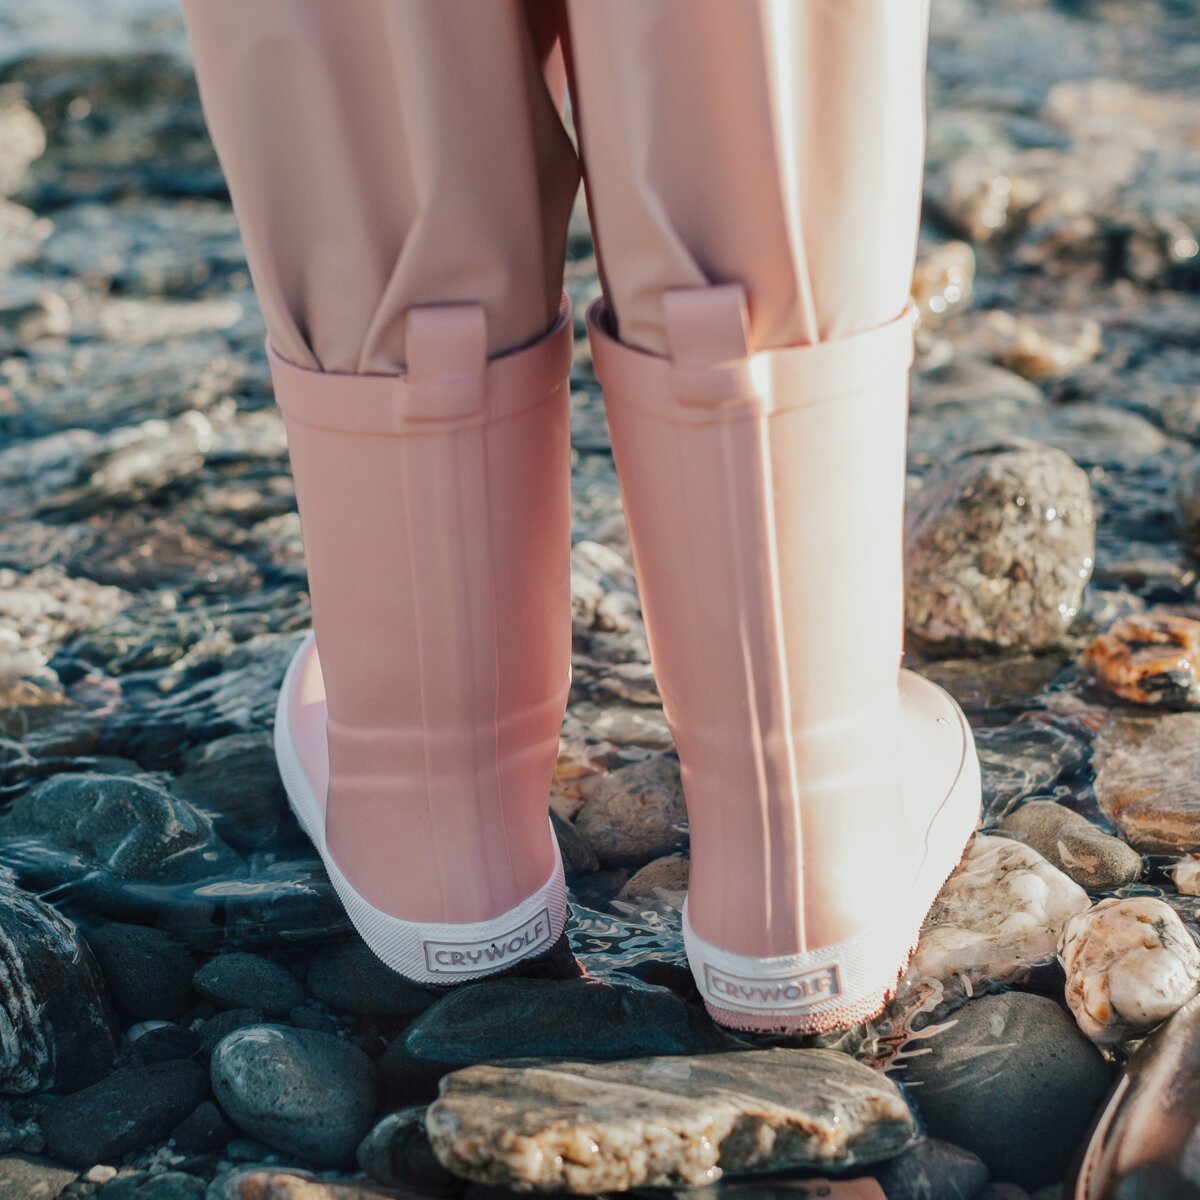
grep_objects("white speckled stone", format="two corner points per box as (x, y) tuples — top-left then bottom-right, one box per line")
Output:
(1174, 855), (1200, 896)
(892, 834), (1091, 1022)
(1058, 896), (1200, 1044)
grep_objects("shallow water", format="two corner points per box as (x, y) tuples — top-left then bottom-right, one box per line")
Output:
(0, 0), (1199, 1193)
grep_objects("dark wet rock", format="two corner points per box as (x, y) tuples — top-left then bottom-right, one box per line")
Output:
(193, 952), (306, 1014)
(211, 1024), (378, 1167)
(304, 942), (437, 1020)
(976, 1186), (1033, 1200)
(0, 879), (116, 1093)
(174, 732), (287, 853)
(1085, 612), (1200, 709)
(0, 771), (238, 882)
(357, 1106), (461, 1196)
(198, 1008), (266, 1060)
(1093, 712), (1200, 851)
(86, 921), (198, 1019)
(573, 754), (687, 867)
(40, 1059), (209, 1165)
(997, 801), (1143, 889)
(168, 1098), (236, 1155)
(97, 1171), (207, 1200)
(98, 634), (295, 769)
(0, 1154), (78, 1200)
(385, 977), (736, 1098)
(550, 808), (599, 876)
(1069, 990), (1200, 1200)
(899, 992), (1112, 1188)
(868, 1136), (991, 1200)
(426, 1047), (915, 1191)
(127, 1020), (202, 1062)
(905, 441), (1095, 649)
(617, 854), (690, 902)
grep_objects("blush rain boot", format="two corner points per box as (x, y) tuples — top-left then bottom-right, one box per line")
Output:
(271, 294), (574, 985)
(586, 283), (981, 1034)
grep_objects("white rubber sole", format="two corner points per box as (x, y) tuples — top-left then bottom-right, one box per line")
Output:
(682, 669), (983, 1035)
(273, 631), (569, 987)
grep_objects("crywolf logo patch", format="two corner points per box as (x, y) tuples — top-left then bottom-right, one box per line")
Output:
(704, 962), (843, 1010)
(423, 908), (553, 974)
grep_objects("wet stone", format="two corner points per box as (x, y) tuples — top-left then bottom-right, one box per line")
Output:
(0, 771), (239, 882)
(953, 310), (1103, 380)
(210, 1024), (378, 1167)
(997, 800), (1143, 889)
(890, 834), (1090, 1026)
(573, 753), (688, 867)
(1059, 896), (1200, 1044)
(425, 1047), (915, 1192)
(898, 992), (1112, 1189)
(1085, 611), (1200, 709)
(357, 1106), (461, 1196)
(173, 731), (288, 854)
(617, 854), (690, 902)
(0, 1155), (78, 1200)
(1093, 712), (1200, 851)
(86, 921), (198, 1020)
(867, 1136), (990, 1200)
(385, 977), (736, 1097)
(212, 1171), (407, 1199)
(192, 951), (306, 1014)
(905, 441), (1095, 649)
(127, 1020), (201, 1062)
(1069, 991), (1200, 1199)
(912, 240), (976, 326)
(40, 1060), (209, 1165)
(96, 1171), (207, 1199)
(0, 879), (116, 1094)
(168, 1098), (236, 1155)
(304, 941), (437, 1020)
(197, 1008), (266, 1060)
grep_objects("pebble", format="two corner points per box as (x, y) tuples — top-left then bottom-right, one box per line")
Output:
(1093, 712), (1200, 851)
(0, 1155), (79, 1200)
(212, 1171), (402, 1199)
(868, 1137), (990, 1200)
(996, 800), (1142, 889)
(953, 310), (1102, 380)
(426, 1047), (915, 1192)
(384, 977), (735, 1098)
(573, 753), (688, 867)
(905, 441), (1095, 649)
(40, 1060), (209, 1165)
(168, 1099), (235, 1155)
(1085, 612), (1200, 709)
(0, 771), (238, 882)
(891, 834), (1090, 1024)
(911, 240), (976, 326)
(897, 992), (1112, 1189)
(96, 1172), (206, 1200)
(86, 921), (198, 1019)
(193, 952), (306, 1013)
(356, 1107), (460, 1195)
(0, 879), (116, 1093)
(210, 1025), (378, 1167)
(1058, 896), (1200, 1044)
(127, 1020), (202, 1062)
(1173, 854), (1200, 895)
(198, 1008), (266, 1059)
(1068, 990), (1200, 1199)
(302, 942), (436, 1020)
(616, 854), (690, 902)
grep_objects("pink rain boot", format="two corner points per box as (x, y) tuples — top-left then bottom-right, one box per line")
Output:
(271, 294), (574, 985)
(587, 282), (981, 1034)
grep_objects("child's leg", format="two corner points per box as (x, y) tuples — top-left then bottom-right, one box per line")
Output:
(181, 0), (581, 980)
(564, 0), (981, 1030)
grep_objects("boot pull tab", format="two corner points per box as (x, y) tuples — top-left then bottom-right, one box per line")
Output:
(404, 302), (487, 421)
(663, 283), (757, 407)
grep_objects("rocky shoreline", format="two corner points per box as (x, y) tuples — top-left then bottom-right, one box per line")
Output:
(1, 0), (1200, 1197)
